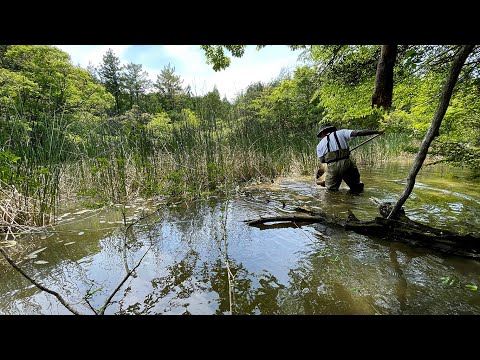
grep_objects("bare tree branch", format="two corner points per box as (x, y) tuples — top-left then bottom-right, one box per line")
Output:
(388, 45), (476, 219)
(0, 246), (82, 315)
(98, 244), (152, 315)
(84, 298), (99, 315)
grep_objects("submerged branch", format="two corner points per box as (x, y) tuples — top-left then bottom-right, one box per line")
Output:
(245, 207), (344, 227)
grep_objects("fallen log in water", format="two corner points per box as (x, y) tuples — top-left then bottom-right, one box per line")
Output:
(244, 205), (480, 259)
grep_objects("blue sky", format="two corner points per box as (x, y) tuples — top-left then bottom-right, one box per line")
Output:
(55, 45), (306, 101)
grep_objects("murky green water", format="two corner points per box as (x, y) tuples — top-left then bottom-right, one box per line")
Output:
(1, 161), (480, 315)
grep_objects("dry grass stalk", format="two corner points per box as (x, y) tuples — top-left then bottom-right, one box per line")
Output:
(0, 180), (51, 233)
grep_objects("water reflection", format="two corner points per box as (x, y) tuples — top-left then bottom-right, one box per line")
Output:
(389, 243), (409, 314)
(1, 161), (480, 314)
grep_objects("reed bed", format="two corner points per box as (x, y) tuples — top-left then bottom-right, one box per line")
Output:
(1, 110), (418, 230)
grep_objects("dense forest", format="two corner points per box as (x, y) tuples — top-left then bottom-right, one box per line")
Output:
(1, 45), (479, 230)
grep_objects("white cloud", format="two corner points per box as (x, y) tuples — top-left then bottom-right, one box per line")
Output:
(163, 45), (198, 60)
(167, 45), (302, 100)
(56, 45), (131, 68)
(55, 45), (303, 101)
(184, 46), (301, 100)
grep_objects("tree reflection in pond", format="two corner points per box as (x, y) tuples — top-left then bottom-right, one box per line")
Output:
(2, 162), (480, 314)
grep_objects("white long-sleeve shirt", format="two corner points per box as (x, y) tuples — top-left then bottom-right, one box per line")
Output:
(316, 129), (353, 158)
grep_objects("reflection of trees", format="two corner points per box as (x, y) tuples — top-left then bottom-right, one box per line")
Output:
(389, 243), (409, 314)
(4, 197), (433, 315)
(0, 219), (124, 312)
(113, 250), (286, 314)
(209, 258), (253, 314)
(278, 233), (433, 314)
(278, 243), (381, 314)
(281, 261), (339, 314)
(0, 249), (98, 313)
(114, 248), (199, 314)
(207, 258), (286, 315)
(115, 201), (280, 314)
(252, 273), (286, 314)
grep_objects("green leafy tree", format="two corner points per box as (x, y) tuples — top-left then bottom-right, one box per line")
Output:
(1, 45), (113, 119)
(200, 45), (247, 71)
(261, 66), (322, 130)
(201, 86), (226, 125)
(233, 81), (267, 121)
(0, 68), (39, 116)
(142, 92), (165, 114)
(86, 61), (99, 83)
(0, 45), (11, 67)
(3, 45), (73, 115)
(307, 45), (384, 124)
(146, 111), (172, 139)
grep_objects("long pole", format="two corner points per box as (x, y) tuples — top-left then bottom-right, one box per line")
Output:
(350, 133), (382, 151)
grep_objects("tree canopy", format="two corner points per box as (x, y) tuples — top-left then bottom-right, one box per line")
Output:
(0, 45), (114, 119)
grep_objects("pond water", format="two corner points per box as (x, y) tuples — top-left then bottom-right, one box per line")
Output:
(1, 161), (480, 315)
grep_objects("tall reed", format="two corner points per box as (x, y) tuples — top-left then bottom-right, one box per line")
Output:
(62, 113), (414, 208)
(349, 133), (416, 165)
(1, 102), (420, 230)
(0, 111), (71, 225)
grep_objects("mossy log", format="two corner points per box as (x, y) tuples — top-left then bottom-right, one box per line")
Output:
(244, 205), (480, 259)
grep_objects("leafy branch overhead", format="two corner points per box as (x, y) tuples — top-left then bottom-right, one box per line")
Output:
(200, 45), (247, 71)
(201, 45), (308, 72)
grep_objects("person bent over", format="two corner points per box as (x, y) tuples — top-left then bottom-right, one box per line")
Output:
(316, 123), (384, 192)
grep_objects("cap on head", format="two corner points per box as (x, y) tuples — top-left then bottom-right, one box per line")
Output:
(316, 123), (336, 137)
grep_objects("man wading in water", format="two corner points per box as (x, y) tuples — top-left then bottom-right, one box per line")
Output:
(316, 123), (384, 192)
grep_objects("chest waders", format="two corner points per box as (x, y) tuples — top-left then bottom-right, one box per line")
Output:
(321, 131), (364, 192)
(322, 131), (351, 163)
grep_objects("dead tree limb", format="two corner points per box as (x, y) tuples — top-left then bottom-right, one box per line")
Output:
(388, 45), (475, 219)
(98, 245), (152, 315)
(245, 214), (332, 226)
(0, 246), (82, 315)
(245, 206), (480, 259)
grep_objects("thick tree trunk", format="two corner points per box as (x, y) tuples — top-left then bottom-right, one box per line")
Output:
(371, 45), (397, 110)
(388, 45), (475, 219)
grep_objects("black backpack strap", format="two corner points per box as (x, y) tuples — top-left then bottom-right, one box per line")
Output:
(324, 131), (351, 164)
(333, 131), (343, 150)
